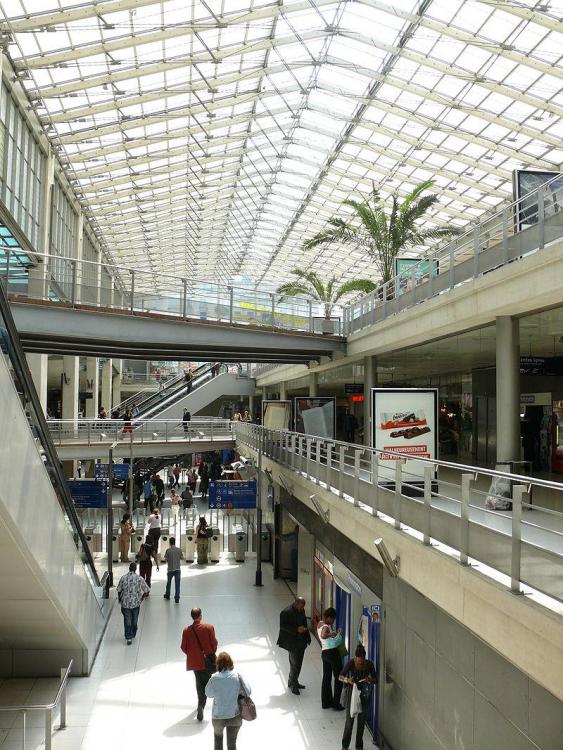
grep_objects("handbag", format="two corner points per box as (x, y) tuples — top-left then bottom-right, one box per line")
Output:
(238, 674), (257, 721)
(350, 683), (362, 719)
(191, 625), (216, 674)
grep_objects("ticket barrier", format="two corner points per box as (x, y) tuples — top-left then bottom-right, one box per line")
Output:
(159, 526), (170, 561)
(209, 527), (222, 563)
(183, 527), (195, 562)
(111, 527), (120, 563)
(84, 526), (100, 557)
(234, 525), (246, 563)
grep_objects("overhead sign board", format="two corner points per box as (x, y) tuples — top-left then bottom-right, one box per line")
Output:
(95, 463), (130, 481)
(68, 479), (108, 509)
(208, 480), (257, 509)
(344, 383), (363, 395)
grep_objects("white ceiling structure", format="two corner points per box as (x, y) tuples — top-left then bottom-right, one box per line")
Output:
(0, 0), (562, 291)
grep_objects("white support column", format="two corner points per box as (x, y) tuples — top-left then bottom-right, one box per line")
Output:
(74, 208), (84, 304)
(309, 372), (318, 397)
(112, 359), (122, 409)
(279, 381), (287, 400)
(26, 353), (48, 414)
(364, 355), (376, 446)
(248, 393), (255, 419)
(85, 357), (99, 418)
(61, 356), (79, 422)
(496, 316), (521, 463)
(101, 358), (112, 415)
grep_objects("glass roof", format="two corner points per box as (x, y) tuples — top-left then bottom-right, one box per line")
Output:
(1, 0), (561, 292)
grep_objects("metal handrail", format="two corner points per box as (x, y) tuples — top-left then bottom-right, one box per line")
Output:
(0, 660), (73, 750)
(234, 422), (563, 602)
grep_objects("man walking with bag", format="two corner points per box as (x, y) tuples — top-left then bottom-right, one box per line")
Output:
(277, 597), (311, 695)
(181, 607), (218, 721)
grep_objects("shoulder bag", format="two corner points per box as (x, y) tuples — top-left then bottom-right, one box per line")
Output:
(191, 625), (216, 674)
(237, 674), (257, 721)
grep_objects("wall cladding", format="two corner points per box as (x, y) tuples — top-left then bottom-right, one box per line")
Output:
(381, 573), (563, 750)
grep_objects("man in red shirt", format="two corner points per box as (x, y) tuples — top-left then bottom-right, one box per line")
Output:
(181, 607), (218, 721)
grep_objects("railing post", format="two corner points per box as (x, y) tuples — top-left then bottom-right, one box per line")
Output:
(71, 259), (77, 305)
(423, 465), (433, 545)
(371, 452), (378, 516)
(338, 445), (345, 497)
(428, 259), (434, 297)
(22, 710), (26, 750)
(4, 248), (10, 290)
(308, 300), (313, 333)
(182, 277), (187, 319)
(290, 434), (296, 471)
(537, 185), (545, 249)
(353, 449), (361, 507)
(325, 442), (332, 488)
(271, 293), (275, 330)
(229, 286), (234, 324)
(130, 270), (135, 313)
(306, 438), (312, 478)
(87, 421), (91, 446)
(473, 223), (480, 278)
(382, 282), (387, 319)
(410, 267), (416, 305)
(394, 460), (402, 529)
(60, 667), (67, 728)
(460, 473), (473, 565)
(511, 484), (526, 594)
(502, 206), (509, 263)
(316, 439), (323, 482)
(449, 240), (455, 289)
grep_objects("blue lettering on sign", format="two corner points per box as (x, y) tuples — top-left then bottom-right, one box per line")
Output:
(208, 480), (257, 509)
(68, 479), (108, 509)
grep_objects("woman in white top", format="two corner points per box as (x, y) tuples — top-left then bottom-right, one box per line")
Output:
(170, 489), (180, 526)
(205, 651), (251, 750)
(147, 508), (161, 555)
(317, 607), (344, 710)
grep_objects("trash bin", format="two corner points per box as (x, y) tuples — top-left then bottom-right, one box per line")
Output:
(253, 527), (271, 562)
(234, 525), (246, 563)
(183, 527), (195, 562)
(84, 527), (100, 557)
(209, 527), (221, 563)
(111, 527), (120, 563)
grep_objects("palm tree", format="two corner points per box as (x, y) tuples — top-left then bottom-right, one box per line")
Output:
(303, 179), (461, 284)
(276, 269), (377, 320)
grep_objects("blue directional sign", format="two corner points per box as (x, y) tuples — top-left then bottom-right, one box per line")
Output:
(95, 463), (130, 481)
(208, 480), (257, 509)
(68, 479), (108, 509)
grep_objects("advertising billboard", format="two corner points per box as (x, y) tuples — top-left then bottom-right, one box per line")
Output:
(394, 257), (438, 295)
(371, 388), (438, 483)
(294, 397), (335, 439)
(512, 170), (563, 231)
(208, 480), (257, 509)
(262, 399), (292, 431)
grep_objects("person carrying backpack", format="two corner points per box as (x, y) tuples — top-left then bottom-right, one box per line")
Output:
(137, 537), (159, 589)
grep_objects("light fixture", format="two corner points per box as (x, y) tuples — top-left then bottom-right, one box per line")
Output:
(374, 538), (400, 577)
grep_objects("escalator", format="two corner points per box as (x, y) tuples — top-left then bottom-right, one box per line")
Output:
(0, 279), (109, 676)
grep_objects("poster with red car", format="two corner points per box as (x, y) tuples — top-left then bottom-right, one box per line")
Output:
(371, 388), (438, 483)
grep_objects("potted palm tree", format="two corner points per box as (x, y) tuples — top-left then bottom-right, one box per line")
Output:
(276, 269), (377, 334)
(303, 179), (460, 285)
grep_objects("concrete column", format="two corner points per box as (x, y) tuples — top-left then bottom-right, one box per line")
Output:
(309, 372), (318, 397)
(61, 356), (79, 422)
(248, 393), (255, 419)
(26, 353), (48, 414)
(261, 386), (267, 400)
(279, 381), (287, 400)
(85, 358), (99, 418)
(101, 358), (112, 415)
(74, 209), (84, 303)
(112, 360), (122, 409)
(496, 316), (521, 463)
(364, 355), (376, 446)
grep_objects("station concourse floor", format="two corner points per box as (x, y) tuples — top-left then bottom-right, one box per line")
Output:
(0, 559), (351, 750)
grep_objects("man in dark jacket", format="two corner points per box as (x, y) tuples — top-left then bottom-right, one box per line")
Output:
(277, 597), (311, 695)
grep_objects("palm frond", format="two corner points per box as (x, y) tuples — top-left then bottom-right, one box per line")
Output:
(333, 278), (378, 302)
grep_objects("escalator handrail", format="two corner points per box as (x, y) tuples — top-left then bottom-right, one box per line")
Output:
(0, 279), (101, 588)
(115, 369), (186, 412)
(132, 362), (214, 418)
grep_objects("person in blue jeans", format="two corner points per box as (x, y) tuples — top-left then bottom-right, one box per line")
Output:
(163, 537), (182, 603)
(205, 651), (251, 750)
(116, 562), (150, 644)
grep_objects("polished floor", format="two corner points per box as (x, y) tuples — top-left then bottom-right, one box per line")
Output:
(0, 559), (353, 749)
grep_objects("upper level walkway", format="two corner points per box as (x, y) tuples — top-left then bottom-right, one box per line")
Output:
(48, 418), (235, 460)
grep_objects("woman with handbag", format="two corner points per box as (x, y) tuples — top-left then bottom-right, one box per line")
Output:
(338, 644), (377, 750)
(196, 516), (210, 564)
(317, 607), (345, 710)
(205, 651), (253, 750)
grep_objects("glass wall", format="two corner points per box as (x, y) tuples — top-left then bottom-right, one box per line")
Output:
(49, 179), (78, 297)
(0, 81), (44, 249)
(82, 229), (100, 304)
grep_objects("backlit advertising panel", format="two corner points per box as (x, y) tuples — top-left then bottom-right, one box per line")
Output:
(262, 399), (292, 430)
(371, 388), (438, 483)
(294, 397), (335, 439)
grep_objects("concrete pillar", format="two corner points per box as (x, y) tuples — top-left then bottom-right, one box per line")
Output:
(279, 381), (287, 400)
(101, 358), (112, 415)
(248, 393), (255, 419)
(85, 357), (99, 418)
(26, 353), (48, 414)
(61, 356), (79, 422)
(364, 355), (376, 446)
(309, 372), (318, 397)
(112, 360), (122, 409)
(496, 316), (521, 463)
(261, 386), (267, 400)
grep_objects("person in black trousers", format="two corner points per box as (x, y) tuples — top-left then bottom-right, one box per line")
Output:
(339, 644), (377, 750)
(277, 597), (311, 695)
(317, 607), (344, 710)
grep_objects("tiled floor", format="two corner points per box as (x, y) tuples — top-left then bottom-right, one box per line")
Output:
(0, 558), (353, 749)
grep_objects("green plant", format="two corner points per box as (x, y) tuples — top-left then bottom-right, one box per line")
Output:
(277, 269), (377, 320)
(303, 179), (461, 284)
